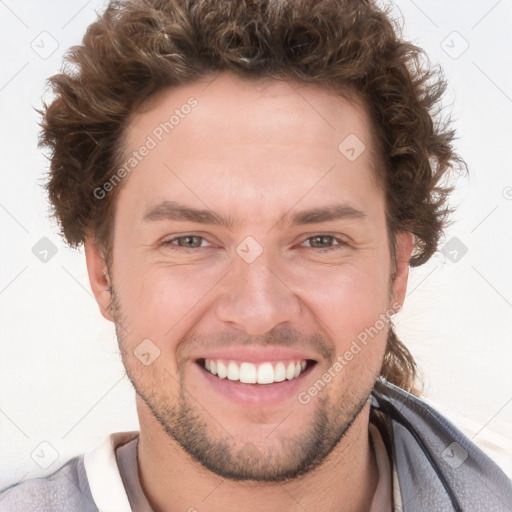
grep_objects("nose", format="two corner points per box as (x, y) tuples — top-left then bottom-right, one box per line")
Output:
(214, 249), (302, 335)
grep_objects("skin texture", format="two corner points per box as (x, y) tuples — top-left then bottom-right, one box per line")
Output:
(85, 73), (413, 512)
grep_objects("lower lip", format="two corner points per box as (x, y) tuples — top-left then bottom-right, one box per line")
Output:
(195, 362), (314, 406)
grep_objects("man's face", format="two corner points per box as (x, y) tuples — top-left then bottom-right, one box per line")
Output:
(87, 73), (411, 481)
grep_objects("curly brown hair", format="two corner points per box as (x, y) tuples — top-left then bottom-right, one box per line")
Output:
(40, 0), (465, 395)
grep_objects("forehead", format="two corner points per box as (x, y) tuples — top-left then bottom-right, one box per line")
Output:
(118, 73), (382, 222)
(125, 72), (376, 165)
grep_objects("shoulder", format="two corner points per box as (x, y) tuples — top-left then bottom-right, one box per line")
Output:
(371, 378), (512, 511)
(0, 456), (97, 512)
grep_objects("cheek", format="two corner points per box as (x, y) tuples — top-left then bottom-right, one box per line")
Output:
(292, 261), (391, 350)
(307, 271), (391, 392)
(114, 262), (223, 343)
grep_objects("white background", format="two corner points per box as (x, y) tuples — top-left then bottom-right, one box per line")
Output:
(0, 0), (511, 488)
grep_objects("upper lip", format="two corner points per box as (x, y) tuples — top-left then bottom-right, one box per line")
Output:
(196, 347), (318, 364)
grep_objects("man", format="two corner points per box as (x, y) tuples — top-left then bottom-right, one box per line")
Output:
(1, 0), (511, 510)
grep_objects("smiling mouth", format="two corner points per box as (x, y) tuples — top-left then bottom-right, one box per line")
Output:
(197, 358), (316, 385)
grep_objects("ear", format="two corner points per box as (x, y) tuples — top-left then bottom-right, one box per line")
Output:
(390, 231), (414, 314)
(84, 237), (115, 323)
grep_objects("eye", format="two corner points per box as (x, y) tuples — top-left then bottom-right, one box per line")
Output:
(300, 235), (346, 252)
(162, 235), (209, 249)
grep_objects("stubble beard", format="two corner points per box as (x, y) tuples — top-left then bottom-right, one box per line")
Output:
(109, 283), (379, 482)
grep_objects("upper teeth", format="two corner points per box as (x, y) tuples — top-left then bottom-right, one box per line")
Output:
(204, 359), (307, 384)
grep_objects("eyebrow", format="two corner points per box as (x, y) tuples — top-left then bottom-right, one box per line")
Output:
(142, 200), (367, 228)
(142, 201), (235, 228)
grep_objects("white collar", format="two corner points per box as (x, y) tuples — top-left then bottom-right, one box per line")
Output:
(83, 431), (138, 512)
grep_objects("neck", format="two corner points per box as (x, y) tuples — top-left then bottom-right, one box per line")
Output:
(136, 399), (378, 512)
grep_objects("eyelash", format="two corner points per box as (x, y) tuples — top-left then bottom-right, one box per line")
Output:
(161, 234), (347, 253)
